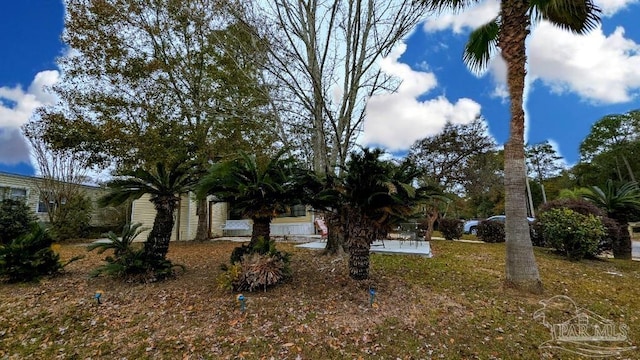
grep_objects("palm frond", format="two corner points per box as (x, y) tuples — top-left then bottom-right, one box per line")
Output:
(463, 18), (499, 76)
(531, 0), (601, 33)
(419, 0), (483, 12)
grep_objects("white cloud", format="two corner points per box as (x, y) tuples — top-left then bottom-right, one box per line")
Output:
(0, 70), (59, 165)
(529, 23), (640, 104)
(423, 1), (640, 105)
(423, 0), (499, 34)
(0, 128), (31, 165)
(595, 0), (639, 16)
(363, 44), (481, 151)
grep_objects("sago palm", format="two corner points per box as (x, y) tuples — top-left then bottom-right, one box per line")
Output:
(197, 150), (308, 246)
(421, 0), (600, 293)
(339, 148), (424, 280)
(100, 162), (196, 262)
(583, 180), (640, 259)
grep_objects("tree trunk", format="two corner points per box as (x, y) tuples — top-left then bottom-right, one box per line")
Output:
(251, 217), (271, 246)
(423, 207), (439, 241)
(194, 198), (209, 241)
(346, 210), (377, 280)
(144, 196), (178, 261)
(499, 0), (543, 294)
(323, 210), (346, 255)
(613, 221), (632, 260)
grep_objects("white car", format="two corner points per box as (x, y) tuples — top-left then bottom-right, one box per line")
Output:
(463, 215), (535, 235)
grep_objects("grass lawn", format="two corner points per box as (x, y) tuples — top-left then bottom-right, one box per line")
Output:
(1, 240), (639, 359)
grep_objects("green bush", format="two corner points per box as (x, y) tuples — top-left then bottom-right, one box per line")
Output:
(0, 199), (37, 245)
(439, 218), (463, 240)
(88, 222), (181, 282)
(477, 220), (505, 243)
(0, 224), (63, 282)
(536, 198), (616, 253)
(539, 208), (605, 260)
(49, 194), (93, 241)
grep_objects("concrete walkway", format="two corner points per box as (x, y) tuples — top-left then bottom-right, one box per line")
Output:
(295, 239), (433, 257)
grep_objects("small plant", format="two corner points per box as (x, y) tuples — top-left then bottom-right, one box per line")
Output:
(439, 218), (463, 240)
(477, 220), (505, 243)
(0, 224), (63, 282)
(87, 222), (147, 258)
(233, 252), (290, 292)
(0, 199), (37, 245)
(539, 208), (605, 260)
(88, 222), (182, 282)
(222, 237), (291, 292)
(216, 263), (242, 291)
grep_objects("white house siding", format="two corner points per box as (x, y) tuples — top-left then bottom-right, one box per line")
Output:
(271, 207), (316, 236)
(130, 194), (157, 242)
(130, 192), (199, 242)
(209, 202), (228, 238)
(0, 171), (108, 225)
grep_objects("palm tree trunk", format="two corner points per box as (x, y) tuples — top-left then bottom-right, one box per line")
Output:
(194, 198), (209, 241)
(499, 0), (543, 294)
(346, 210), (377, 280)
(323, 210), (346, 255)
(251, 217), (271, 246)
(144, 196), (178, 261)
(613, 221), (632, 259)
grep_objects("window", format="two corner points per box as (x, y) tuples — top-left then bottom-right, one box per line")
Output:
(277, 204), (307, 218)
(38, 191), (58, 213)
(0, 186), (27, 201)
(10, 188), (27, 200)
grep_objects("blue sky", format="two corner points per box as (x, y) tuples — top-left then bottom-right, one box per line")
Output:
(1, 0), (639, 177)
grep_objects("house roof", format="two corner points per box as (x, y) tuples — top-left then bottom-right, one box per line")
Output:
(0, 170), (102, 190)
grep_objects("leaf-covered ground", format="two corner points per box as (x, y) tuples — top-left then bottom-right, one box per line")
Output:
(1, 240), (639, 359)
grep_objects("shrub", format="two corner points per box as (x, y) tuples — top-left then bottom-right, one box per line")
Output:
(221, 237), (291, 292)
(439, 218), (463, 240)
(0, 224), (63, 282)
(539, 208), (605, 260)
(49, 194), (93, 241)
(0, 199), (37, 245)
(536, 197), (617, 253)
(233, 252), (290, 292)
(538, 198), (605, 218)
(88, 222), (181, 282)
(477, 220), (505, 243)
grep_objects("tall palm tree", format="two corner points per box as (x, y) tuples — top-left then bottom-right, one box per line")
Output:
(422, 0), (600, 293)
(99, 162), (196, 261)
(197, 150), (307, 246)
(583, 180), (640, 259)
(338, 148), (424, 280)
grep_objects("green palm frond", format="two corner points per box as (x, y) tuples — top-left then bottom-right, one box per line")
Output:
(583, 180), (640, 219)
(197, 150), (307, 219)
(99, 161), (195, 207)
(463, 18), (499, 75)
(419, 0), (483, 12)
(531, 0), (601, 33)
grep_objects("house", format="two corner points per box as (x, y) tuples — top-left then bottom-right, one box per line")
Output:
(0, 171), (114, 226)
(130, 193), (318, 241)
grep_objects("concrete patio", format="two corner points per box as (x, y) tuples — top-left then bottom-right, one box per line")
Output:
(211, 235), (433, 257)
(295, 239), (433, 257)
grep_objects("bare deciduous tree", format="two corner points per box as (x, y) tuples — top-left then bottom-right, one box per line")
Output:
(242, 0), (426, 253)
